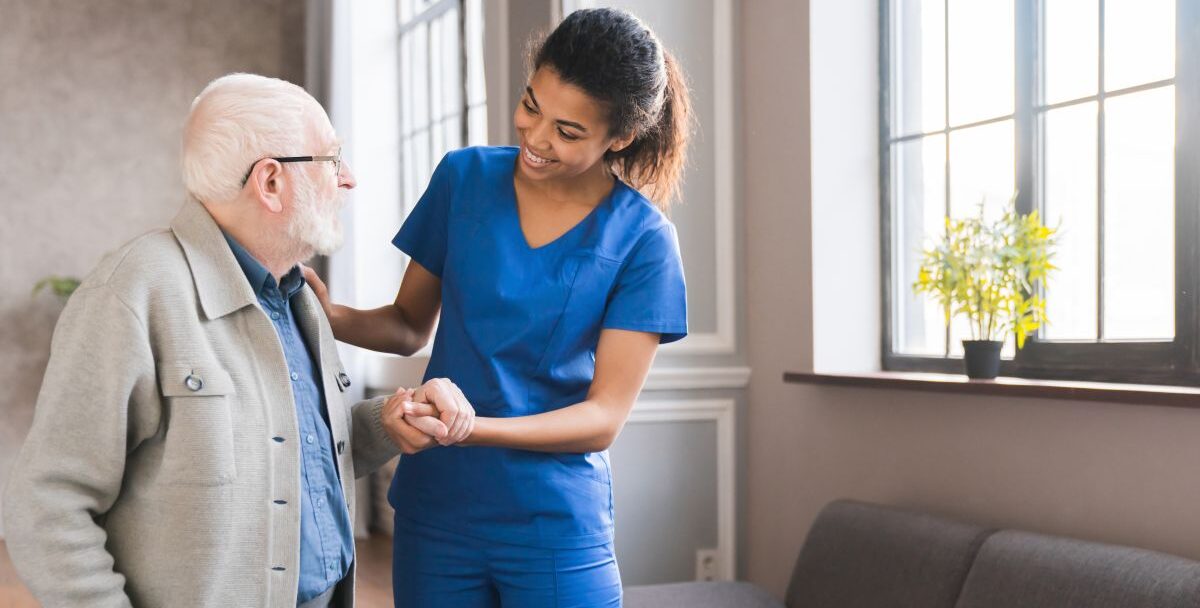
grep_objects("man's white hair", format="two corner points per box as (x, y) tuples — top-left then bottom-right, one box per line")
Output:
(182, 73), (322, 204)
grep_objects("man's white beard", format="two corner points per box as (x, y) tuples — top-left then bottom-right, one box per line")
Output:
(287, 172), (344, 256)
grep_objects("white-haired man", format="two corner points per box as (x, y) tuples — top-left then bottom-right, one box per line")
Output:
(3, 73), (467, 608)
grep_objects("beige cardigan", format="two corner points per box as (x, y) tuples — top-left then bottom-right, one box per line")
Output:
(3, 199), (402, 607)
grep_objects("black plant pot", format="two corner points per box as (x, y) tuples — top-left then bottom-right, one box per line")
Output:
(962, 340), (1003, 379)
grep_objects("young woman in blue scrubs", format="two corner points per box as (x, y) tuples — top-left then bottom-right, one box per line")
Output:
(307, 8), (690, 607)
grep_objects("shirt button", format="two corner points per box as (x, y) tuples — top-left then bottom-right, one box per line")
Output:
(306, 434), (315, 444)
(290, 372), (299, 381)
(328, 564), (336, 571)
(271, 311), (281, 320)
(316, 498), (325, 508)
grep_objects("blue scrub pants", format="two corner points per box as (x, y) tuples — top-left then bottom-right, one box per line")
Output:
(392, 515), (622, 608)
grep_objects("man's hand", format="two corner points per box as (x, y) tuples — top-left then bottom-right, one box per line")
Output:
(380, 387), (447, 455)
(411, 378), (476, 446)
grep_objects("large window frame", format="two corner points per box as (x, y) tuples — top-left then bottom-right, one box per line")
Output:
(880, 0), (1200, 385)
(397, 0), (487, 216)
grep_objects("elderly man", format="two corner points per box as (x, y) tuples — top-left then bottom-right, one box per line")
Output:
(3, 74), (464, 608)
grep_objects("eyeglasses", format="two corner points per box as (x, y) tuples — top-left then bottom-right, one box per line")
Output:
(241, 147), (342, 186)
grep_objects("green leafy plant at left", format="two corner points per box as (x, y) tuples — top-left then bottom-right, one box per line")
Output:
(32, 276), (81, 301)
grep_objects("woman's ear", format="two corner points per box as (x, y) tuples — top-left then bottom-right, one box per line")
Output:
(610, 130), (637, 153)
(248, 159), (286, 213)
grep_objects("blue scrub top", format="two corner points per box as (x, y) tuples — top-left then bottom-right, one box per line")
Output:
(389, 146), (687, 549)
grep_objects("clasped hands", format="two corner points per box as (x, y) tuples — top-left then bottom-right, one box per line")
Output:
(380, 377), (476, 454)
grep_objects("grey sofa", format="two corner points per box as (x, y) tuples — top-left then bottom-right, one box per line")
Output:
(625, 499), (1200, 607)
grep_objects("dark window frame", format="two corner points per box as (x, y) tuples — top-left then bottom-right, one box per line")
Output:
(880, 0), (1200, 385)
(397, 0), (487, 217)
(398, 0), (472, 148)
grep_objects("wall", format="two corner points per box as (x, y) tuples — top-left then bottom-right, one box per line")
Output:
(0, 0), (306, 536)
(742, 0), (1200, 598)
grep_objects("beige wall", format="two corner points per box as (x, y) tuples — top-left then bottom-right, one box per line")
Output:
(741, 0), (1200, 598)
(0, 0), (305, 536)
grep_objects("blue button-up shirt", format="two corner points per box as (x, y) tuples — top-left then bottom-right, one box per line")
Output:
(223, 233), (353, 603)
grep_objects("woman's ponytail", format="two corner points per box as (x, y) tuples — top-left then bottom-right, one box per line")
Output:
(610, 50), (692, 209)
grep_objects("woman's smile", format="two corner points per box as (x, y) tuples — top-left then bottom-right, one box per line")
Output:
(521, 145), (557, 169)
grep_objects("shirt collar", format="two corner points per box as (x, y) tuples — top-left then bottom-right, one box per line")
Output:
(221, 231), (306, 300)
(170, 199), (259, 320)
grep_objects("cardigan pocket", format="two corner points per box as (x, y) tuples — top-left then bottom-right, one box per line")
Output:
(157, 362), (237, 486)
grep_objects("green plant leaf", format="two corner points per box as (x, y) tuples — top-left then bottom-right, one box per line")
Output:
(912, 192), (1058, 350)
(32, 276), (81, 300)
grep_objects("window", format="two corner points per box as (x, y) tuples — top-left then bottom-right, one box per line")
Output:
(398, 0), (488, 214)
(882, 0), (1200, 384)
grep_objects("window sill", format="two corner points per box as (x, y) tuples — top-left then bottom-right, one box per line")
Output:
(782, 371), (1200, 409)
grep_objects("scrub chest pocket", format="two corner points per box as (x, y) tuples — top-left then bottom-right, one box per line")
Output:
(444, 219), (620, 417)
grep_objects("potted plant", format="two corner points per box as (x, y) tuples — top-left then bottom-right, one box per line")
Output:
(913, 199), (1057, 379)
(33, 275), (81, 301)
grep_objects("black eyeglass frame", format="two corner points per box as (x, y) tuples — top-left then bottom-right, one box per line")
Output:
(240, 148), (342, 186)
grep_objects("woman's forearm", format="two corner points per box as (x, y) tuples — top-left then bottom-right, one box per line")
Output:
(330, 303), (431, 356)
(462, 400), (626, 453)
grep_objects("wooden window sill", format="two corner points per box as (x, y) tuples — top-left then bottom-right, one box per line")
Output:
(783, 371), (1200, 409)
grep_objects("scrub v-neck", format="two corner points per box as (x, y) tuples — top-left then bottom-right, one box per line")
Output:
(509, 161), (618, 252)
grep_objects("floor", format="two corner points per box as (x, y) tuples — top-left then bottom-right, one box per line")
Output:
(0, 536), (396, 608)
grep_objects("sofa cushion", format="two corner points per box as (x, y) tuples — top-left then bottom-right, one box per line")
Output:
(955, 529), (1200, 608)
(785, 500), (994, 608)
(624, 581), (784, 608)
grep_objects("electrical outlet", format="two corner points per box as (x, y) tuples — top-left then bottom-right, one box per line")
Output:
(695, 548), (720, 581)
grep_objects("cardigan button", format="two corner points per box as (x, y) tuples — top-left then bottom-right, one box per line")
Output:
(184, 374), (203, 392)
(336, 440), (345, 455)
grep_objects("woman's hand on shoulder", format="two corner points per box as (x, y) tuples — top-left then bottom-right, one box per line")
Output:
(301, 264), (337, 324)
